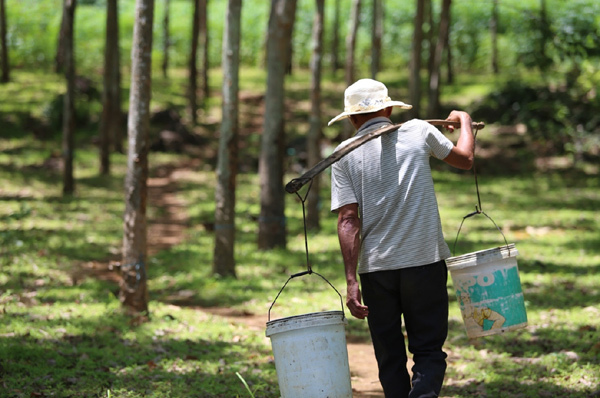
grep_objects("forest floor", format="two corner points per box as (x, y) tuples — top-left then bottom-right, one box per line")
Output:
(84, 123), (542, 397)
(88, 155), (497, 398)
(78, 156), (389, 396)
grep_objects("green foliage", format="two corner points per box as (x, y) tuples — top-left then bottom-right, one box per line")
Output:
(4, 0), (599, 77)
(471, 80), (600, 157)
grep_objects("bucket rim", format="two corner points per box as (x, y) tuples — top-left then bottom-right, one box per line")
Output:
(446, 243), (518, 270)
(266, 310), (346, 337)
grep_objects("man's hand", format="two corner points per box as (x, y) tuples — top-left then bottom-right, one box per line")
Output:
(442, 110), (475, 170)
(347, 280), (369, 319)
(444, 110), (471, 133)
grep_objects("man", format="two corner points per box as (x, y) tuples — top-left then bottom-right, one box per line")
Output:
(329, 79), (475, 398)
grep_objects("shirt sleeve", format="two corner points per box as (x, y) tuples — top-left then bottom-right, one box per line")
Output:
(424, 122), (454, 160)
(331, 160), (358, 212)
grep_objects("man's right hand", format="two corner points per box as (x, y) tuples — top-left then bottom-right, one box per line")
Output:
(347, 281), (369, 319)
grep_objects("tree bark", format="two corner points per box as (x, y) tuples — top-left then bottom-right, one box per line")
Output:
(121, 0), (154, 314)
(342, 0), (360, 140)
(425, 0), (435, 78)
(62, 0), (76, 196)
(427, 0), (451, 118)
(331, 0), (340, 75)
(100, 0), (122, 175)
(344, 0), (360, 86)
(371, 0), (382, 79)
(0, 0), (9, 83)
(258, 0), (297, 250)
(56, 2), (68, 74)
(161, 0), (170, 78)
(213, 0), (241, 277)
(409, 0), (425, 119)
(491, 0), (499, 74)
(188, 0), (200, 123)
(306, 0), (324, 231)
(199, 0), (209, 100)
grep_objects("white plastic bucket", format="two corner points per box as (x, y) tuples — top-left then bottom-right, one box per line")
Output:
(446, 243), (528, 338)
(265, 310), (353, 398)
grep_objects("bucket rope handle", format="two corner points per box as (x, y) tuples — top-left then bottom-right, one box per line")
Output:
(267, 176), (345, 322)
(452, 209), (510, 257)
(452, 124), (510, 257)
(268, 270), (345, 322)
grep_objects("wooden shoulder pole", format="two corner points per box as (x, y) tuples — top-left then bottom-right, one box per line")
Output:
(285, 120), (485, 194)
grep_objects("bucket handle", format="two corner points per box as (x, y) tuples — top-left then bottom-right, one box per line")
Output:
(452, 208), (510, 257)
(268, 270), (345, 322)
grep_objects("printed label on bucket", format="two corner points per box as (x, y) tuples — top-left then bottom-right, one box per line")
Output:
(453, 264), (527, 337)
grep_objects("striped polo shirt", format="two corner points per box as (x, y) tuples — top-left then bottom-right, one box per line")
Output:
(331, 117), (454, 274)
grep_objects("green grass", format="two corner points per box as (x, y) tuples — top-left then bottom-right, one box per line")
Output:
(1, 67), (599, 396)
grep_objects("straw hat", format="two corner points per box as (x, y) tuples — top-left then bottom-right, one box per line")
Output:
(328, 79), (412, 126)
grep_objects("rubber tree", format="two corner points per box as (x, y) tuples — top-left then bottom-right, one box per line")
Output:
(491, 0), (499, 74)
(306, 0), (324, 231)
(189, 0), (208, 123)
(100, 0), (122, 175)
(161, 0), (170, 78)
(213, 0), (242, 277)
(330, 0), (340, 75)
(427, 0), (451, 118)
(62, 0), (76, 196)
(188, 0), (200, 123)
(408, 0), (424, 119)
(371, 0), (382, 79)
(121, 0), (154, 314)
(0, 0), (9, 83)
(342, 0), (360, 140)
(258, 0), (297, 250)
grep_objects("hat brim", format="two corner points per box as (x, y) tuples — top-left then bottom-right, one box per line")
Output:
(327, 101), (412, 126)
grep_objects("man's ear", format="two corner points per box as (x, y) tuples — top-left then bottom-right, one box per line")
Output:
(384, 107), (393, 118)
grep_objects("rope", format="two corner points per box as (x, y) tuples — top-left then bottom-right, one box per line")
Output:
(451, 125), (510, 256)
(267, 180), (345, 322)
(294, 179), (314, 274)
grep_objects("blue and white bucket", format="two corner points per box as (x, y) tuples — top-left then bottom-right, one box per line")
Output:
(446, 243), (528, 338)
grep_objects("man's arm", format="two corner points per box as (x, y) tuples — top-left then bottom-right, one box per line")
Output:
(443, 110), (475, 170)
(337, 203), (369, 319)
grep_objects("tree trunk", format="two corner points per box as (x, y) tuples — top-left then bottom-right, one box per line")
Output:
(188, 0), (200, 123)
(306, 0), (324, 231)
(161, 0), (170, 78)
(331, 0), (340, 75)
(213, 0), (241, 277)
(100, 0), (122, 175)
(345, 0), (360, 86)
(199, 0), (209, 100)
(446, 26), (453, 83)
(258, 0), (297, 250)
(427, 0), (451, 118)
(425, 0), (435, 78)
(62, 0), (76, 196)
(0, 0), (9, 83)
(342, 0), (360, 140)
(491, 0), (499, 74)
(409, 0), (424, 119)
(121, 0), (154, 315)
(56, 3), (68, 74)
(371, 0), (382, 79)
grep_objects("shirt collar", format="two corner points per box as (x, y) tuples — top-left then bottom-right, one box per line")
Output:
(356, 117), (393, 136)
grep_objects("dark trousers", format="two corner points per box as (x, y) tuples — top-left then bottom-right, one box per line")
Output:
(360, 260), (449, 398)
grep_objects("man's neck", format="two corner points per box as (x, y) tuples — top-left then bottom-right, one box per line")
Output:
(357, 116), (392, 132)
